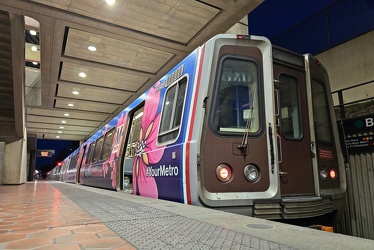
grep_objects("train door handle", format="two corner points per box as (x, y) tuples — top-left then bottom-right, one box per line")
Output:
(279, 171), (288, 176)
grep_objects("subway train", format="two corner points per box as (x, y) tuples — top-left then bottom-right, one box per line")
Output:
(49, 34), (346, 224)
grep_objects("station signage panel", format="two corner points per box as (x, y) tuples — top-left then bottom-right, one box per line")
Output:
(342, 114), (374, 154)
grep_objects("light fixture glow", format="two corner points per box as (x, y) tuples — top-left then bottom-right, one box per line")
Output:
(72, 91), (79, 95)
(68, 103), (74, 107)
(30, 30), (37, 36)
(31, 45), (38, 52)
(58, 131), (62, 134)
(79, 72), (86, 78)
(61, 120), (67, 124)
(60, 126), (64, 129)
(64, 113), (70, 117)
(105, 0), (115, 5)
(56, 136), (60, 138)
(88, 46), (97, 51)
(32, 61), (38, 65)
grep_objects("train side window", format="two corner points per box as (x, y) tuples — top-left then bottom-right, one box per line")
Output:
(126, 108), (144, 158)
(311, 80), (333, 143)
(213, 57), (260, 134)
(86, 141), (96, 164)
(279, 74), (302, 139)
(158, 77), (188, 144)
(92, 136), (104, 163)
(100, 128), (115, 160)
(68, 154), (78, 170)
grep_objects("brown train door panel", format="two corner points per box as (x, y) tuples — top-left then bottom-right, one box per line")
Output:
(274, 63), (315, 195)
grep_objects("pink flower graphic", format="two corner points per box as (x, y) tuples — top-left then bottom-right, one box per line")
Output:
(133, 84), (165, 198)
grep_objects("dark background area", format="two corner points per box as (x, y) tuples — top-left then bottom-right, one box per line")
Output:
(36, 139), (80, 173)
(248, 0), (337, 39)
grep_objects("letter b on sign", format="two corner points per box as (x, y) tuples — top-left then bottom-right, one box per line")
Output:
(366, 118), (374, 128)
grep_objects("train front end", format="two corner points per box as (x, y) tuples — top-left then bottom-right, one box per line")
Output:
(196, 34), (345, 224)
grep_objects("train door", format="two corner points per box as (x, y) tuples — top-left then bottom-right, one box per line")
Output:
(122, 106), (144, 190)
(273, 54), (315, 195)
(200, 38), (272, 209)
(76, 145), (86, 184)
(307, 55), (342, 190)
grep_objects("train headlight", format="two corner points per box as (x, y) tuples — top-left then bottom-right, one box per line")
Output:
(216, 164), (232, 183)
(329, 169), (337, 180)
(320, 168), (328, 181)
(244, 164), (259, 183)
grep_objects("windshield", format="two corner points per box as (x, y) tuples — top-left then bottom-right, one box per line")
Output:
(212, 57), (260, 134)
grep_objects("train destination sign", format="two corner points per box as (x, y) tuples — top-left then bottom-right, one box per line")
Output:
(36, 149), (55, 157)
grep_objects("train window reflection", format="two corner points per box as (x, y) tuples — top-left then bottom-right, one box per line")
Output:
(101, 128), (115, 160)
(279, 74), (302, 139)
(214, 58), (259, 134)
(92, 136), (104, 163)
(312, 80), (333, 143)
(158, 77), (188, 144)
(86, 142), (96, 164)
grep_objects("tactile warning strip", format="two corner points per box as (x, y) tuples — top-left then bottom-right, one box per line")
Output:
(52, 183), (295, 250)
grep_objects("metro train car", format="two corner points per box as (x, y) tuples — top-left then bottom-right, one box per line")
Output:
(54, 34), (346, 224)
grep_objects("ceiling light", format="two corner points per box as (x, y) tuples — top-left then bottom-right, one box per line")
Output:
(32, 61), (38, 65)
(88, 46), (96, 51)
(105, 0), (115, 5)
(58, 131), (62, 133)
(68, 103), (74, 107)
(60, 126), (64, 129)
(61, 120), (67, 124)
(56, 136), (60, 138)
(64, 113), (70, 117)
(72, 90), (79, 95)
(79, 72), (86, 78)
(29, 30), (37, 36)
(31, 45), (38, 52)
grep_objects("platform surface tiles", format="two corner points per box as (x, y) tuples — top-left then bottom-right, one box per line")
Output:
(0, 181), (372, 250)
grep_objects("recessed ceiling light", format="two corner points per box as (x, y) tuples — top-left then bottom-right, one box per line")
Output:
(31, 45), (38, 52)
(30, 30), (37, 36)
(72, 90), (79, 95)
(105, 0), (115, 5)
(79, 72), (86, 78)
(32, 61), (38, 65)
(56, 136), (60, 138)
(58, 131), (62, 133)
(88, 46), (96, 51)
(61, 120), (67, 124)
(64, 113), (70, 117)
(68, 103), (74, 107)
(60, 126), (64, 129)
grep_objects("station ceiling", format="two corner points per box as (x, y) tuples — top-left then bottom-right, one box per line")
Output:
(0, 0), (262, 141)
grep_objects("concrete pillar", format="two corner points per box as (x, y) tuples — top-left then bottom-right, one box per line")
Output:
(0, 142), (5, 185)
(3, 135), (27, 185)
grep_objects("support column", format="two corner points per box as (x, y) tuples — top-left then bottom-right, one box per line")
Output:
(3, 135), (27, 184)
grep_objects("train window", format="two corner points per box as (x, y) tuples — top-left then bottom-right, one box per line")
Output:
(311, 80), (333, 143)
(86, 141), (96, 164)
(68, 154), (78, 170)
(158, 77), (187, 144)
(213, 57), (259, 134)
(279, 74), (302, 139)
(100, 128), (115, 161)
(92, 136), (104, 163)
(126, 108), (144, 158)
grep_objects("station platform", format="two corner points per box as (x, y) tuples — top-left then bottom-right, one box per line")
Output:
(0, 181), (373, 250)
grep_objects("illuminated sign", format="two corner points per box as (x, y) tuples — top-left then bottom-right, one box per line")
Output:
(36, 150), (55, 157)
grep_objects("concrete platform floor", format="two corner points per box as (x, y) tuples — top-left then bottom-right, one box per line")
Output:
(0, 181), (134, 250)
(0, 180), (373, 250)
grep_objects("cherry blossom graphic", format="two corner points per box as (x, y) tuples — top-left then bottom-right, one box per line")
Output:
(133, 84), (165, 198)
